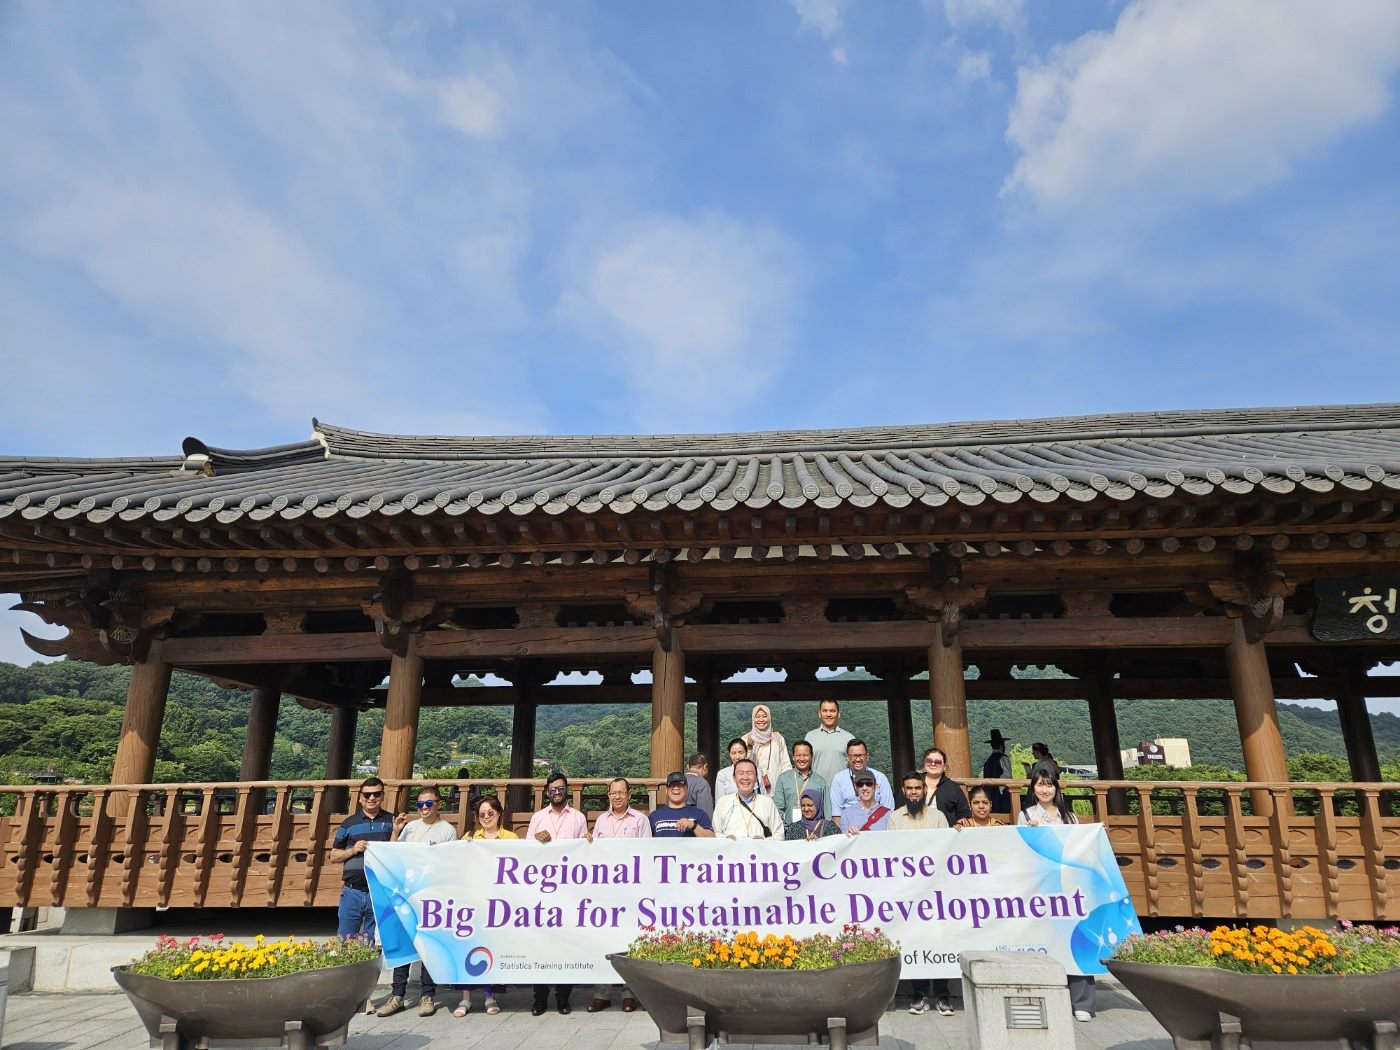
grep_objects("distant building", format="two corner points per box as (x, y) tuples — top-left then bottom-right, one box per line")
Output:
(1121, 738), (1191, 768)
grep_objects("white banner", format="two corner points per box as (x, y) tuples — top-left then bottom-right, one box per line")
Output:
(365, 825), (1140, 982)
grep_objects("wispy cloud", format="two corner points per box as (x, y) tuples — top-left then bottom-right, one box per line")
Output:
(560, 213), (803, 428)
(1004, 0), (1400, 209)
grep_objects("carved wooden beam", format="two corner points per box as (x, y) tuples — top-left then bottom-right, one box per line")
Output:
(1205, 554), (1298, 643)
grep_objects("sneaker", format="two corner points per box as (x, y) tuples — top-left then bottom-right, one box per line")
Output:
(1074, 1010), (1093, 1022)
(419, 996), (437, 1017)
(935, 999), (954, 1016)
(375, 995), (406, 1018)
(908, 997), (930, 1015)
(484, 997), (500, 1015)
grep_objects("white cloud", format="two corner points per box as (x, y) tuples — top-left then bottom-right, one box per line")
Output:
(956, 49), (992, 85)
(561, 213), (802, 422)
(942, 0), (1026, 36)
(1005, 0), (1400, 208)
(791, 0), (844, 38)
(436, 73), (505, 138)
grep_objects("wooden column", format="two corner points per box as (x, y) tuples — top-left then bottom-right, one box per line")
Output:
(324, 705), (359, 812)
(379, 636), (424, 809)
(240, 686), (280, 814)
(1225, 618), (1288, 815)
(240, 687), (280, 782)
(111, 641), (173, 786)
(1087, 675), (1128, 816)
(508, 672), (538, 817)
(697, 672), (721, 780)
(886, 667), (916, 782)
(1338, 669), (1381, 783)
(929, 635), (972, 779)
(651, 640), (686, 778)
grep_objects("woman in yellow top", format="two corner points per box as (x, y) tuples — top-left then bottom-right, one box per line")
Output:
(954, 785), (1007, 829)
(467, 795), (519, 840)
(455, 795), (516, 1018)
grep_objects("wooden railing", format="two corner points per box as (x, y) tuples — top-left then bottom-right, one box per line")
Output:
(1, 778), (1396, 918)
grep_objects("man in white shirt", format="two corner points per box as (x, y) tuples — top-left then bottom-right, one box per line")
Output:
(711, 759), (782, 839)
(804, 699), (854, 811)
(888, 772), (950, 831)
(828, 739), (895, 826)
(376, 785), (456, 1018)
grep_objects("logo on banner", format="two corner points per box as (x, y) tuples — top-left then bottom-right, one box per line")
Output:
(464, 946), (494, 976)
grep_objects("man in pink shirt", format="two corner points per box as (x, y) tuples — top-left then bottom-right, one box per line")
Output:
(528, 771), (587, 1015)
(587, 777), (651, 1013)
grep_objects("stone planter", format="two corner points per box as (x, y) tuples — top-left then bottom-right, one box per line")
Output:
(1107, 960), (1400, 1050)
(607, 953), (900, 1050)
(113, 959), (381, 1050)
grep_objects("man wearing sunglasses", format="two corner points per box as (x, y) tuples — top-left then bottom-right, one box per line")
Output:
(329, 777), (406, 939)
(377, 786), (457, 1017)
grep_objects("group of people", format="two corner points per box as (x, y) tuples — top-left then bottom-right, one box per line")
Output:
(330, 701), (1095, 1023)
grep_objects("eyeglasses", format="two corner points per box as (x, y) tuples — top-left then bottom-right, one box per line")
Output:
(416, 800), (437, 809)
(546, 786), (567, 795)
(924, 759), (945, 766)
(360, 790), (384, 799)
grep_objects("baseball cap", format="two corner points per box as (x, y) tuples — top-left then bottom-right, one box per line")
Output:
(665, 771), (688, 787)
(853, 773), (876, 786)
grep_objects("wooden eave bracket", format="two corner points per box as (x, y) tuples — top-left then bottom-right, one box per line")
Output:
(624, 564), (706, 651)
(1205, 562), (1297, 643)
(902, 582), (988, 645)
(14, 580), (176, 663)
(361, 576), (448, 657)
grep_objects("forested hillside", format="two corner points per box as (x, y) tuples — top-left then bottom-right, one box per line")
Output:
(3, 659), (1399, 784)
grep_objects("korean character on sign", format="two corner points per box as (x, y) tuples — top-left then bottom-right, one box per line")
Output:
(1346, 586), (1398, 634)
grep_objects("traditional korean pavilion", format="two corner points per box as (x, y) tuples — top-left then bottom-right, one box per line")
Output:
(1, 404), (1397, 920)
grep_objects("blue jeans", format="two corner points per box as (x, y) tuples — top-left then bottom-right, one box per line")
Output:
(337, 884), (375, 939)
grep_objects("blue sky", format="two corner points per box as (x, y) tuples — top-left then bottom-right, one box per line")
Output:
(2, 0), (1400, 705)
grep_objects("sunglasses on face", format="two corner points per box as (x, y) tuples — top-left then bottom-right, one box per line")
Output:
(361, 791), (384, 799)
(925, 759), (945, 766)
(546, 786), (567, 795)
(416, 800), (437, 809)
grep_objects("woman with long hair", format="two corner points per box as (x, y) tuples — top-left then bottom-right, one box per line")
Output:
(453, 795), (516, 1018)
(954, 784), (1006, 829)
(920, 747), (971, 826)
(742, 704), (792, 794)
(1015, 770), (1095, 1022)
(713, 737), (750, 799)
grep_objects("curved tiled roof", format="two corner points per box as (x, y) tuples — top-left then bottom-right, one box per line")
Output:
(2, 404), (1399, 527)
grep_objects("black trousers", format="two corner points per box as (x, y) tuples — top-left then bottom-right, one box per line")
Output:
(391, 962), (436, 999)
(533, 984), (573, 1007)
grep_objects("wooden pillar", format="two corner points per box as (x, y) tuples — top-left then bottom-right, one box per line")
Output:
(324, 705), (358, 812)
(1087, 675), (1128, 816)
(929, 634), (972, 779)
(241, 686), (280, 814)
(1337, 669), (1381, 783)
(241, 687), (280, 782)
(111, 641), (173, 786)
(1225, 618), (1288, 815)
(697, 672), (721, 781)
(508, 673), (538, 817)
(379, 636), (424, 810)
(652, 640), (686, 777)
(886, 667), (916, 783)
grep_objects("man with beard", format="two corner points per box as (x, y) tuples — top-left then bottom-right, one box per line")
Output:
(884, 772), (954, 1017)
(888, 772), (949, 831)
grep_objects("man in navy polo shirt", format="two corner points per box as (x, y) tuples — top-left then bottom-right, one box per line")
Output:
(329, 776), (405, 938)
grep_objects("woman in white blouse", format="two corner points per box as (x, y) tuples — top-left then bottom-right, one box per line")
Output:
(713, 738), (750, 799)
(1017, 770), (1095, 1023)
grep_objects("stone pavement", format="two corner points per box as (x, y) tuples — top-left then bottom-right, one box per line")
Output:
(2, 982), (1178, 1050)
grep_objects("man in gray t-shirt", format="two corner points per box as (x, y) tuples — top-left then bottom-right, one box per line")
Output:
(804, 698), (854, 811)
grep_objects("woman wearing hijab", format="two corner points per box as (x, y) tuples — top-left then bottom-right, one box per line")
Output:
(1016, 770), (1095, 1022)
(784, 788), (839, 840)
(743, 704), (792, 794)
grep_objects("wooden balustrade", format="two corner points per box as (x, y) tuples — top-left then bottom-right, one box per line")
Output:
(0, 778), (1396, 918)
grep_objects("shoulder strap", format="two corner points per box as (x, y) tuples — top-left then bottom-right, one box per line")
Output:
(734, 794), (772, 838)
(860, 805), (890, 831)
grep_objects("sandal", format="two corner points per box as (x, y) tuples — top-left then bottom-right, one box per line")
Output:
(453, 1000), (470, 1018)
(484, 997), (500, 1015)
